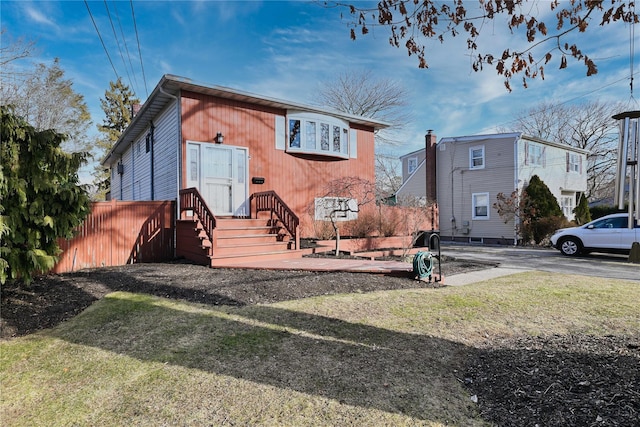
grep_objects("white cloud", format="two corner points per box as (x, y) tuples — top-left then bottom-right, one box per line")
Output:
(25, 5), (56, 27)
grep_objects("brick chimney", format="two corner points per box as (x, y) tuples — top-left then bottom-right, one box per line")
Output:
(131, 103), (143, 117)
(425, 130), (437, 201)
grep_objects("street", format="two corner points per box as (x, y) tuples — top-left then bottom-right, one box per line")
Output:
(440, 243), (640, 282)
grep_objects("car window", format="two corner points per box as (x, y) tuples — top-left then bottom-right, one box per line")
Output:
(592, 217), (628, 229)
(610, 217), (629, 228)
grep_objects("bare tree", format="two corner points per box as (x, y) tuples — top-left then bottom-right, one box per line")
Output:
(506, 100), (621, 200)
(375, 151), (403, 201)
(315, 69), (412, 145)
(331, 1), (637, 91)
(394, 194), (435, 258)
(0, 30), (35, 81)
(315, 177), (377, 255)
(315, 70), (407, 211)
(1, 52), (92, 155)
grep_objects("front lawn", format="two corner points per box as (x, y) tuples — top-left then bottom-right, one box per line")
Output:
(1, 272), (638, 426)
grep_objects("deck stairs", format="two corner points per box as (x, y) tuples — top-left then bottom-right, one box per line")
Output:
(177, 216), (303, 267)
(176, 188), (303, 267)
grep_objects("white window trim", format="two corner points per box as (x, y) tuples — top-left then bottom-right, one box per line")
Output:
(408, 157), (418, 174)
(286, 111), (350, 159)
(472, 192), (490, 220)
(528, 143), (544, 166)
(314, 197), (358, 221)
(469, 145), (485, 170)
(569, 153), (580, 173)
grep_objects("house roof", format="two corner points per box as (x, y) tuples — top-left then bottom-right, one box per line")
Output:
(395, 131), (591, 197)
(102, 74), (390, 165)
(438, 132), (590, 155)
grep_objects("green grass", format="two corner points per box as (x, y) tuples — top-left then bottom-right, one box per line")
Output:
(1, 272), (639, 426)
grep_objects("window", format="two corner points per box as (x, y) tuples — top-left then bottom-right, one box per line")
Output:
(561, 195), (574, 218)
(592, 216), (627, 229)
(472, 192), (490, 219)
(408, 157), (418, 174)
(469, 146), (485, 169)
(568, 153), (580, 173)
(527, 143), (544, 166)
(314, 197), (358, 221)
(287, 112), (350, 158)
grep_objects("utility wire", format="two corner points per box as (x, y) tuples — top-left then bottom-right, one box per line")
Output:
(84, 0), (120, 81)
(130, 0), (149, 98)
(112, 0), (140, 96)
(103, 0), (135, 93)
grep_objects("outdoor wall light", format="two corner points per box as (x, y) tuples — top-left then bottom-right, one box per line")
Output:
(215, 132), (224, 144)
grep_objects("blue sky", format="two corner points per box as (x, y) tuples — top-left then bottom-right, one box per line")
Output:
(2, 0), (638, 181)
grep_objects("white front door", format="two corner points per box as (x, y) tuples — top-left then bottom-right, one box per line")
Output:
(186, 142), (248, 216)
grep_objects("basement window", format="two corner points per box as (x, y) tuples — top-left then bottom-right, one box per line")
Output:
(314, 197), (358, 221)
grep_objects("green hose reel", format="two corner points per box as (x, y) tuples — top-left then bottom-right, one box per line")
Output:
(413, 251), (434, 281)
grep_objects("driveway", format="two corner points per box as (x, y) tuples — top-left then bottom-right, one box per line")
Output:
(440, 243), (640, 282)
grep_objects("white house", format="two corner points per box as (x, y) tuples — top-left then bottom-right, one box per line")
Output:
(396, 132), (589, 244)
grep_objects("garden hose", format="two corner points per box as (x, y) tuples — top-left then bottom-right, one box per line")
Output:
(413, 251), (433, 281)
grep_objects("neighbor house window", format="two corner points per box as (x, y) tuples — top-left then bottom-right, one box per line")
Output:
(472, 192), (490, 219)
(287, 112), (349, 158)
(561, 195), (575, 218)
(408, 157), (418, 174)
(527, 143), (545, 166)
(568, 153), (580, 173)
(469, 146), (485, 169)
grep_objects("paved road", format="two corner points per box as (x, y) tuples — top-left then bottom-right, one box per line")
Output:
(439, 243), (640, 282)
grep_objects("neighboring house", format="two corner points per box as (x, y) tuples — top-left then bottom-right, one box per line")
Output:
(396, 131), (437, 204)
(101, 74), (387, 265)
(397, 132), (589, 244)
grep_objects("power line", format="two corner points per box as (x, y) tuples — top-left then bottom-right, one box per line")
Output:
(84, 0), (119, 81)
(112, 0), (140, 96)
(130, 0), (149, 98)
(103, 0), (135, 93)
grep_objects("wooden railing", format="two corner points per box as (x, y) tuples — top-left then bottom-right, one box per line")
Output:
(251, 191), (300, 250)
(179, 187), (216, 246)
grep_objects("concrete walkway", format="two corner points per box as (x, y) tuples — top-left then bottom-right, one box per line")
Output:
(443, 267), (531, 286)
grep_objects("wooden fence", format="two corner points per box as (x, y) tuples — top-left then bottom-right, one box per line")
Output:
(52, 200), (175, 273)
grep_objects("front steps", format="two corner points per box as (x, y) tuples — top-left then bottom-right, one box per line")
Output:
(176, 217), (304, 267)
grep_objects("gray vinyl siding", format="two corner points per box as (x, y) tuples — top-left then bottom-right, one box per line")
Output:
(437, 136), (517, 242)
(151, 100), (179, 200)
(110, 99), (179, 202)
(395, 160), (426, 201)
(400, 149), (426, 183)
(132, 131), (150, 199)
(120, 147), (134, 200)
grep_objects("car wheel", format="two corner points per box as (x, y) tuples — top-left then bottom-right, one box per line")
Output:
(559, 237), (582, 256)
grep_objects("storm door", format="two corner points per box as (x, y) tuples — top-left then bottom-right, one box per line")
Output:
(186, 142), (248, 216)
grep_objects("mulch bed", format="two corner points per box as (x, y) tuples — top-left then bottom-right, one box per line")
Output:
(2, 258), (638, 426)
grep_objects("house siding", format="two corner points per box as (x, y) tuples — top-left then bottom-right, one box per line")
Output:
(151, 100), (179, 200)
(180, 91), (376, 236)
(400, 149), (426, 183)
(437, 136), (517, 242)
(109, 100), (179, 203)
(120, 146), (134, 200)
(395, 161), (426, 201)
(518, 136), (587, 220)
(431, 133), (588, 243)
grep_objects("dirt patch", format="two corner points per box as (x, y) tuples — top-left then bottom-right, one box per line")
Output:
(1, 256), (482, 339)
(465, 334), (640, 427)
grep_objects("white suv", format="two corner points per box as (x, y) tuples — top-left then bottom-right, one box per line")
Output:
(550, 213), (640, 256)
